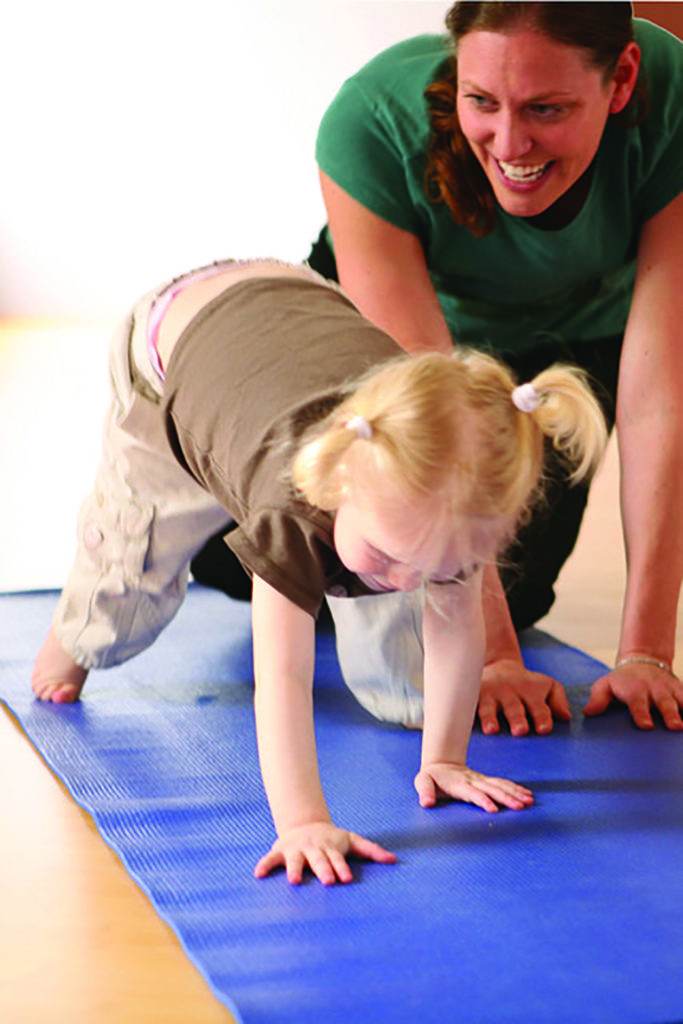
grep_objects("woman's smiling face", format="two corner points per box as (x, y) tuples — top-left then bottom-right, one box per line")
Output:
(456, 28), (639, 218)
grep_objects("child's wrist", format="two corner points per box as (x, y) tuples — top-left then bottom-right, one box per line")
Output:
(274, 809), (332, 836)
(420, 748), (468, 770)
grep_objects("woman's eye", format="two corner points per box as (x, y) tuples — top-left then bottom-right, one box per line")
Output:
(529, 103), (565, 119)
(465, 93), (496, 110)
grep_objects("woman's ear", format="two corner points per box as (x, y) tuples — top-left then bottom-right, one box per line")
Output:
(609, 41), (641, 114)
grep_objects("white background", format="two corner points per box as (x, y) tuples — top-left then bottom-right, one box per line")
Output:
(2, 1), (445, 316)
(1, 1), (446, 590)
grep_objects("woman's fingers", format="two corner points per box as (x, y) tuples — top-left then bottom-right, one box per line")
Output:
(477, 692), (501, 735)
(480, 662), (572, 735)
(498, 692), (531, 736)
(583, 675), (613, 717)
(547, 680), (572, 721)
(654, 694), (683, 731)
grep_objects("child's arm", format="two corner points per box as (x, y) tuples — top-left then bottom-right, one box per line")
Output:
(415, 572), (534, 812)
(250, 573), (396, 884)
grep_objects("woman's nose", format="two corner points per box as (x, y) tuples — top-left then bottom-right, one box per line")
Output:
(490, 111), (533, 162)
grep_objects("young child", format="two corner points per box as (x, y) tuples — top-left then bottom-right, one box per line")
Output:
(32, 258), (607, 886)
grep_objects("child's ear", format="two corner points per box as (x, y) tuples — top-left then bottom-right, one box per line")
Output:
(609, 41), (641, 114)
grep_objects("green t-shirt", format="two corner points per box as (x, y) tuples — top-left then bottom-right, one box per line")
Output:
(316, 19), (683, 353)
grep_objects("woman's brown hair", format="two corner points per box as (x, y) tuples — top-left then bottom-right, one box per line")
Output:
(424, 2), (638, 237)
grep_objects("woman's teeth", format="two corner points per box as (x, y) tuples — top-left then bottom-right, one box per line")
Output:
(498, 160), (550, 182)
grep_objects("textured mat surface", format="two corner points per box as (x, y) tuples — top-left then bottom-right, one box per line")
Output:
(1, 586), (682, 1024)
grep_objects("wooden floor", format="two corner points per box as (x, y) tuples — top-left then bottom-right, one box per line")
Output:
(1, 314), (681, 1021)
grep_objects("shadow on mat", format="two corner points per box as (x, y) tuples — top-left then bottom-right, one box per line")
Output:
(374, 803), (683, 853)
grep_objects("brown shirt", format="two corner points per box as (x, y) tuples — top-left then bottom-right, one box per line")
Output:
(161, 276), (400, 616)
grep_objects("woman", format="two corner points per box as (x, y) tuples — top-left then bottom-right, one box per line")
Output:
(308, 1), (683, 735)
(194, 3), (683, 733)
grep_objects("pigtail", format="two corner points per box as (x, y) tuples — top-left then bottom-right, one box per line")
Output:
(292, 417), (365, 510)
(521, 365), (608, 484)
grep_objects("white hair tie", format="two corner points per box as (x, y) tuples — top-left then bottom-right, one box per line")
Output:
(512, 382), (541, 414)
(346, 414), (373, 441)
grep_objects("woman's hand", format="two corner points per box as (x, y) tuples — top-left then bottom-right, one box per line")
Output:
(478, 658), (572, 736)
(254, 822), (397, 886)
(414, 763), (534, 813)
(583, 662), (683, 730)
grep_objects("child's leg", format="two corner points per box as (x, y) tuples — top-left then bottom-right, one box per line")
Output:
(33, 295), (230, 702)
(325, 590), (425, 728)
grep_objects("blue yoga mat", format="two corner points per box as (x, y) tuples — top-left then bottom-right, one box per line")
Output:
(1, 585), (682, 1024)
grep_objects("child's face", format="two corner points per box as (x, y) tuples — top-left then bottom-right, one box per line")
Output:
(333, 490), (509, 593)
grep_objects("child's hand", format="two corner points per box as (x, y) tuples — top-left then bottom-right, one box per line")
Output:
(415, 763), (534, 813)
(254, 821), (397, 885)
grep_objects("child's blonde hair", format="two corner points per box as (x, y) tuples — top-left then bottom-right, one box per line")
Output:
(292, 349), (607, 523)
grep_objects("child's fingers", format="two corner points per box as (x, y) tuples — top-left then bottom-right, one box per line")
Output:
(471, 776), (534, 810)
(414, 771), (438, 808)
(253, 849), (283, 879)
(256, 829), (396, 885)
(423, 766), (533, 813)
(470, 772), (532, 796)
(484, 776), (534, 800)
(324, 846), (354, 883)
(348, 833), (397, 864)
(458, 783), (499, 813)
(301, 847), (337, 886)
(286, 851), (306, 885)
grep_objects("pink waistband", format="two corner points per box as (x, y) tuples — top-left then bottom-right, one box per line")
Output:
(147, 262), (235, 381)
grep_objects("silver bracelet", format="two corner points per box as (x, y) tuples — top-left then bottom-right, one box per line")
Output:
(615, 654), (674, 675)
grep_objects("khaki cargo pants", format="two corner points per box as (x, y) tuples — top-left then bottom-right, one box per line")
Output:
(54, 260), (330, 669)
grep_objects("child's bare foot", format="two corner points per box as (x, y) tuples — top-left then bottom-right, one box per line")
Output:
(32, 627), (88, 703)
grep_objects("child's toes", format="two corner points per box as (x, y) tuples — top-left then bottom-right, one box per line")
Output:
(51, 684), (82, 704)
(33, 678), (83, 703)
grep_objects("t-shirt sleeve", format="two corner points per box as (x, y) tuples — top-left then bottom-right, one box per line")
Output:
(316, 78), (423, 236)
(225, 509), (336, 618)
(632, 22), (683, 223)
